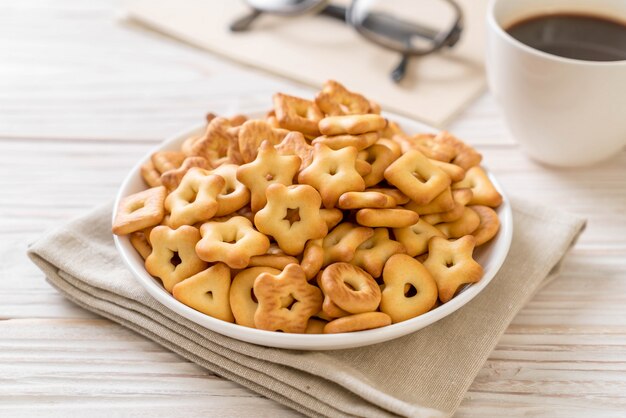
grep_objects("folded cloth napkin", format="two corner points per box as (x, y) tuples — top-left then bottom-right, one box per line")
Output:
(28, 198), (585, 418)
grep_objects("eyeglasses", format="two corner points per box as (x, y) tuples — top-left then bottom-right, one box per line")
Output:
(230, 0), (464, 83)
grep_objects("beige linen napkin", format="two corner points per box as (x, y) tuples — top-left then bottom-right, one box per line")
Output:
(124, 0), (488, 127)
(28, 199), (585, 418)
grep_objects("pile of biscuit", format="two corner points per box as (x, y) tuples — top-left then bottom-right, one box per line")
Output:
(112, 80), (502, 335)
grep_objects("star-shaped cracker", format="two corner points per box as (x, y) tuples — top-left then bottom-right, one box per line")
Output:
(237, 140), (301, 212)
(298, 143), (365, 208)
(254, 183), (328, 256)
(423, 236), (484, 303)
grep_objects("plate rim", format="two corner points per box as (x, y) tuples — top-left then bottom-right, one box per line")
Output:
(112, 110), (513, 350)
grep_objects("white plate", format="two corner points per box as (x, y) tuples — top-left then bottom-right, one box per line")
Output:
(113, 111), (513, 350)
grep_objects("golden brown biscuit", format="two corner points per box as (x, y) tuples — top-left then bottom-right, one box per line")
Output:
(254, 264), (323, 333)
(273, 92), (323, 137)
(337, 191), (396, 209)
(384, 149), (451, 206)
(298, 143), (365, 209)
(320, 262), (381, 314)
(323, 312), (391, 334)
(452, 166), (503, 207)
(254, 183), (328, 255)
(355, 208), (419, 228)
(393, 219), (445, 257)
(112, 186), (166, 235)
(315, 80), (371, 116)
(470, 205), (501, 246)
(380, 254), (438, 323)
(172, 263), (234, 322)
(164, 168), (225, 228)
(351, 228), (406, 278)
(196, 216), (270, 269)
(237, 140), (301, 212)
(319, 114), (387, 136)
(145, 225), (207, 292)
(230, 267), (280, 328)
(423, 236), (483, 303)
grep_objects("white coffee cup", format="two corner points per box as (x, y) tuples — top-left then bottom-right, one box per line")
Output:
(486, 0), (626, 167)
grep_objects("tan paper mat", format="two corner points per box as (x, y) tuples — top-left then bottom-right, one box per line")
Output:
(124, 0), (488, 127)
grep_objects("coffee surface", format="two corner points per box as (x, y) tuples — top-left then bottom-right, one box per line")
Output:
(506, 13), (626, 61)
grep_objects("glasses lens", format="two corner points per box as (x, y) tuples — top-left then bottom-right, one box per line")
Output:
(245, 0), (328, 15)
(348, 0), (461, 54)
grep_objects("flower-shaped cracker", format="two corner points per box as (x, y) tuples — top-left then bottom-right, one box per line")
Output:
(253, 264), (323, 333)
(196, 216), (270, 269)
(165, 167), (225, 228)
(254, 184), (327, 255)
(144, 225), (207, 292)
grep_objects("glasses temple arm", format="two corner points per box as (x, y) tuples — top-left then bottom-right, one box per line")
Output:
(230, 9), (263, 32)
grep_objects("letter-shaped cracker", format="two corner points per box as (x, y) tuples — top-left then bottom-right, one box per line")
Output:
(253, 264), (323, 333)
(237, 140), (301, 212)
(172, 263), (234, 322)
(145, 225), (207, 292)
(273, 93), (323, 138)
(380, 254), (438, 323)
(298, 143), (365, 208)
(384, 149), (451, 206)
(165, 168), (225, 228)
(423, 236), (484, 303)
(196, 216), (270, 269)
(351, 228), (406, 278)
(254, 184), (328, 255)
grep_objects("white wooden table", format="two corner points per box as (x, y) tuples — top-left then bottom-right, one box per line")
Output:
(1, 1), (625, 416)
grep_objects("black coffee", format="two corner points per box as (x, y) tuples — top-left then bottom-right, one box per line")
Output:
(506, 13), (626, 61)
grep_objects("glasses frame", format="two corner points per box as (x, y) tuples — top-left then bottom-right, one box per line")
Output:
(230, 0), (464, 83)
